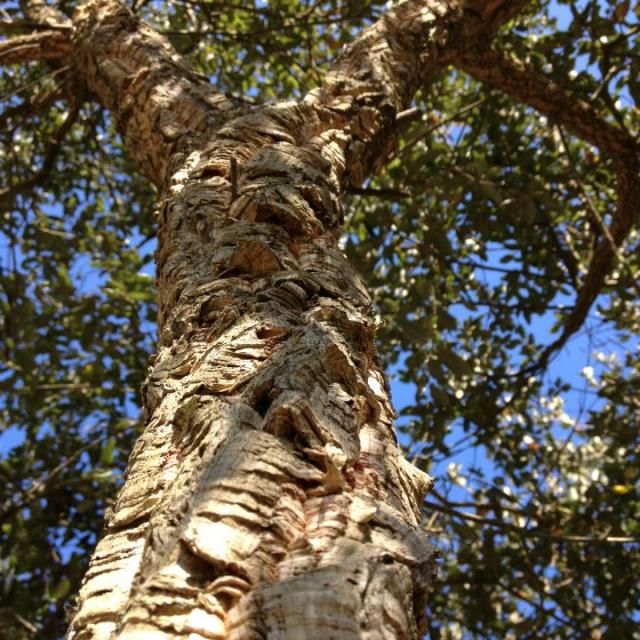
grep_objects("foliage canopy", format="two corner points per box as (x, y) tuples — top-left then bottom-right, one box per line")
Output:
(0, 0), (639, 637)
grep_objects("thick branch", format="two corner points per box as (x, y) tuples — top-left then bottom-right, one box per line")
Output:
(0, 30), (71, 64)
(0, 18), (71, 32)
(20, 0), (71, 27)
(544, 165), (640, 361)
(460, 48), (640, 364)
(70, 0), (244, 189)
(304, 0), (531, 188)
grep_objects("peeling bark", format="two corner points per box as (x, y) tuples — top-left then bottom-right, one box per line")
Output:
(52, 0), (534, 637)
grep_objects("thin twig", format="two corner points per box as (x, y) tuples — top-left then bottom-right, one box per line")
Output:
(0, 95), (79, 209)
(424, 499), (640, 543)
(0, 433), (108, 520)
(348, 186), (409, 200)
(392, 97), (485, 161)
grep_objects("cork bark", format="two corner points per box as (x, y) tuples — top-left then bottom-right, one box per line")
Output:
(20, 0), (532, 637)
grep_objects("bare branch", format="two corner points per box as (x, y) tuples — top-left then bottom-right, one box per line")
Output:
(424, 499), (640, 544)
(458, 48), (639, 161)
(396, 106), (423, 128)
(0, 29), (71, 64)
(543, 164), (639, 361)
(0, 95), (79, 210)
(305, 0), (533, 189)
(0, 433), (108, 521)
(393, 96), (486, 161)
(70, 0), (246, 188)
(12, 612), (40, 635)
(0, 63), (69, 102)
(0, 18), (72, 32)
(348, 186), (410, 200)
(19, 0), (70, 27)
(0, 84), (62, 131)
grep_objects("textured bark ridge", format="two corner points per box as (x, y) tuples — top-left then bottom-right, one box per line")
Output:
(72, 0), (245, 187)
(61, 0), (531, 637)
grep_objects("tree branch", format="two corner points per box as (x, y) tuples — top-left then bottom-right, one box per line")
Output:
(348, 186), (410, 200)
(0, 18), (71, 32)
(0, 433), (108, 521)
(458, 48), (639, 161)
(0, 84), (62, 132)
(459, 47), (640, 368)
(393, 96), (486, 161)
(69, 0), (246, 189)
(305, 0), (532, 189)
(424, 499), (640, 544)
(19, 0), (70, 27)
(0, 95), (79, 210)
(0, 29), (71, 64)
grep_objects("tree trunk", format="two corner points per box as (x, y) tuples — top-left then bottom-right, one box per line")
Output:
(40, 0), (529, 637)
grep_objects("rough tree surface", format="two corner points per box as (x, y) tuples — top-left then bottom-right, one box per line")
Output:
(52, 0), (519, 636)
(6, 0), (638, 637)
